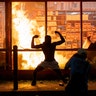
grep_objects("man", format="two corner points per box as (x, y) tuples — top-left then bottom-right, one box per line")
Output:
(31, 31), (65, 86)
(65, 48), (91, 96)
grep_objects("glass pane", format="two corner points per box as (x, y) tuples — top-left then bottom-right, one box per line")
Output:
(82, 2), (96, 49)
(12, 2), (45, 70)
(0, 2), (6, 70)
(12, 51), (44, 70)
(12, 2), (45, 49)
(55, 51), (76, 69)
(47, 2), (80, 49)
(12, 51), (76, 70)
(0, 2), (5, 48)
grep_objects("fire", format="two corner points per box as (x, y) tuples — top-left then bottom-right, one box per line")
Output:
(83, 37), (91, 49)
(12, 2), (69, 70)
(12, 2), (45, 69)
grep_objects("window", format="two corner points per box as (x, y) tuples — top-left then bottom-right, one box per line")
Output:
(12, 2), (45, 70)
(11, 1), (96, 70)
(47, 2), (80, 49)
(82, 2), (96, 48)
(0, 2), (5, 48)
(0, 2), (6, 70)
(12, 2), (45, 48)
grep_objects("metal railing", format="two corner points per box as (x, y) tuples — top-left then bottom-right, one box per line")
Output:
(13, 45), (18, 90)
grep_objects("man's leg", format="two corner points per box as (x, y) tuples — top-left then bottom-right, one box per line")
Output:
(53, 68), (68, 85)
(32, 66), (44, 86)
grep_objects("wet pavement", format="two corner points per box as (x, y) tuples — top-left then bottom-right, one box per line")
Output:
(0, 80), (96, 96)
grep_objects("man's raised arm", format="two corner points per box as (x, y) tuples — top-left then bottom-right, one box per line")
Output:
(55, 31), (65, 44)
(31, 35), (39, 48)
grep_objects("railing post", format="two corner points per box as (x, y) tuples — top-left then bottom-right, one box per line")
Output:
(13, 45), (18, 90)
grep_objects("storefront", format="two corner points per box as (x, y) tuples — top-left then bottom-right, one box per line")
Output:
(0, 1), (96, 76)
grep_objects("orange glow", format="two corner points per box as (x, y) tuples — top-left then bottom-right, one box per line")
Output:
(12, 2), (72, 70)
(83, 37), (91, 49)
(12, 2), (45, 69)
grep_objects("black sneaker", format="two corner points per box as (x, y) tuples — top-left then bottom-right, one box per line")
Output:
(31, 81), (36, 86)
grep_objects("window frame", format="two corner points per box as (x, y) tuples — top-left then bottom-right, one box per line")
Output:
(0, 0), (96, 70)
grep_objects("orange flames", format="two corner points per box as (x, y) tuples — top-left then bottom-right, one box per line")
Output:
(12, 2), (45, 69)
(12, 2), (71, 70)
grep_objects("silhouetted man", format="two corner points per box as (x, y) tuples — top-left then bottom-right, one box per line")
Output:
(65, 48), (91, 96)
(31, 31), (65, 86)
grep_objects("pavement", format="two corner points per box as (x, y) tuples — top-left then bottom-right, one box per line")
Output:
(0, 80), (96, 96)
(0, 80), (65, 91)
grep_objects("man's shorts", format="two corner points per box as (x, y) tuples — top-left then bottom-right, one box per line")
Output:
(37, 60), (60, 69)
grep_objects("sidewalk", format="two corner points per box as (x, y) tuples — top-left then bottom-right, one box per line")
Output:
(0, 80), (65, 96)
(0, 80), (65, 91)
(0, 80), (96, 96)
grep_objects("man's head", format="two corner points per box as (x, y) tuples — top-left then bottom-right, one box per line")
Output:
(77, 48), (87, 59)
(45, 35), (51, 44)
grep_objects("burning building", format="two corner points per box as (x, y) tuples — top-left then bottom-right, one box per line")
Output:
(0, 1), (96, 72)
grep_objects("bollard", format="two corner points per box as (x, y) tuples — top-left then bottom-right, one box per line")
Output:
(13, 45), (18, 90)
